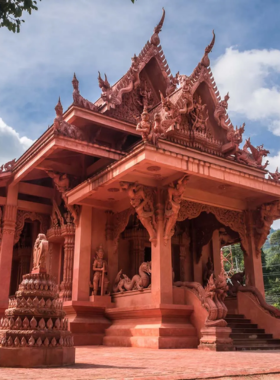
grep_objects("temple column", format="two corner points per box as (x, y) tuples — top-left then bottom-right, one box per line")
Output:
(0, 184), (18, 315)
(244, 211), (265, 296)
(212, 230), (222, 277)
(151, 190), (173, 304)
(60, 223), (75, 301)
(71, 206), (92, 301)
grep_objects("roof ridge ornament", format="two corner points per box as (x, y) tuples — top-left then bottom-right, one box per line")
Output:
(150, 8), (165, 46)
(72, 73), (98, 112)
(201, 30), (215, 67)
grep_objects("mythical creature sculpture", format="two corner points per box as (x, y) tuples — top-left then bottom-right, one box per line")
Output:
(46, 172), (70, 193)
(214, 268), (228, 320)
(227, 123), (245, 147)
(179, 75), (194, 114)
(113, 261), (151, 293)
(53, 98), (85, 141)
(160, 92), (182, 132)
(269, 167), (280, 183)
(214, 93), (230, 130)
(91, 245), (109, 296)
(72, 73), (98, 112)
(32, 234), (49, 273)
(235, 138), (269, 169)
(164, 175), (189, 242)
(228, 270), (245, 296)
(203, 257), (214, 287)
(0, 159), (16, 173)
(120, 182), (157, 242)
(136, 107), (152, 141)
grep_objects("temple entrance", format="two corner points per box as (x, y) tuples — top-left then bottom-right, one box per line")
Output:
(9, 219), (40, 296)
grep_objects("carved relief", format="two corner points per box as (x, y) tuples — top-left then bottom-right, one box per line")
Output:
(91, 245), (109, 296)
(105, 208), (134, 243)
(46, 171), (80, 226)
(136, 107), (152, 141)
(53, 98), (86, 141)
(120, 182), (157, 244)
(254, 201), (280, 257)
(214, 93), (230, 130)
(14, 211), (49, 245)
(72, 73), (99, 112)
(178, 200), (249, 256)
(164, 175), (189, 243)
(113, 261), (151, 293)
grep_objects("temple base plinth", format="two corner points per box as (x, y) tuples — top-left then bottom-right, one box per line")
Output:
(198, 326), (234, 351)
(0, 347), (75, 368)
(63, 301), (112, 346)
(103, 304), (198, 349)
(89, 295), (114, 307)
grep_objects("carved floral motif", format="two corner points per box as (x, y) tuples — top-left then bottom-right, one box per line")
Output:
(14, 211), (49, 245)
(178, 200), (249, 255)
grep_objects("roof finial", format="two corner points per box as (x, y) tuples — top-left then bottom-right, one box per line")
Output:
(98, 71), (111, 91)
(201, 30), (216, 67)
(150, 8), (165, 46)
(55, 97), (63, 117)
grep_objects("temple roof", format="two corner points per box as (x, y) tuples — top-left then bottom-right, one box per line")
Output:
(0, 8), (278, 189)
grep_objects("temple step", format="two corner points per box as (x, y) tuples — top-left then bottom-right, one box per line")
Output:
(230, 328), (265, 334)
(230, 333), (273, 340)
(227, 312), (280, 351)
(227, 323), (258, 329)
(225, 318), (251, 323)
(235, 345), (280, 351)
(226, 314), (245, 319)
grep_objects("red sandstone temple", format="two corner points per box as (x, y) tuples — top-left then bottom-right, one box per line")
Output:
(1, 9), (280, 351)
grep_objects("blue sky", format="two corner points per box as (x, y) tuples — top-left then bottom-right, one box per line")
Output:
(1, 0), (280, 225)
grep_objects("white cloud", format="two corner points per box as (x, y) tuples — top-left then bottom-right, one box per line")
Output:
(0, 118), (33, 165)
(212, 47), (280, 134)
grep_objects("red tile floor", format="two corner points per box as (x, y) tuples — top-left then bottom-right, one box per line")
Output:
(1, 346), (280, 380)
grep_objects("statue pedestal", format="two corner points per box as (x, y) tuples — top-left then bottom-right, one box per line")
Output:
(89, 295), (114, 308)
(198, 326), (234, 351)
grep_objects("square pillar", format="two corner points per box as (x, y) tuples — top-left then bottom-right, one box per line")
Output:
(212, 230), (222, 277)
(72, 206), (92, 301)
(0, 185), (18, 314)
(151, 195), (173, 305)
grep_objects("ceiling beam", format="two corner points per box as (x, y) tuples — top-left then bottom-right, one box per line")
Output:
(19, 182), (54, 199)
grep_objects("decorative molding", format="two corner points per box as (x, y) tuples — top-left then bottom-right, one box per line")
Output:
(14, 211), (49, 245)
(178, 200), (249, 255)
(120, 182), (157, 244)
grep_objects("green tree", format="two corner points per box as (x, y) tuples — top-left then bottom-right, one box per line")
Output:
(0, 0), (41, 33)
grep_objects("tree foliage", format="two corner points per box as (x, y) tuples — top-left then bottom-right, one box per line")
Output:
(0, 0), (41, 33)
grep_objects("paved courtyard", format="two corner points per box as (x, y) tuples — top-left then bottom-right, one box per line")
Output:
(1, 346), (280, 380)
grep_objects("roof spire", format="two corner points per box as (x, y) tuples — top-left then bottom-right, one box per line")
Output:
(150, 8), (165, 46)
(72, 72), (79, 90)
(55, 97), (63, 117)
(201, 30), (216, 67)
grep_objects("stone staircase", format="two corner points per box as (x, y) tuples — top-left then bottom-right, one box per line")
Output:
(226, 314), (280, 350)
